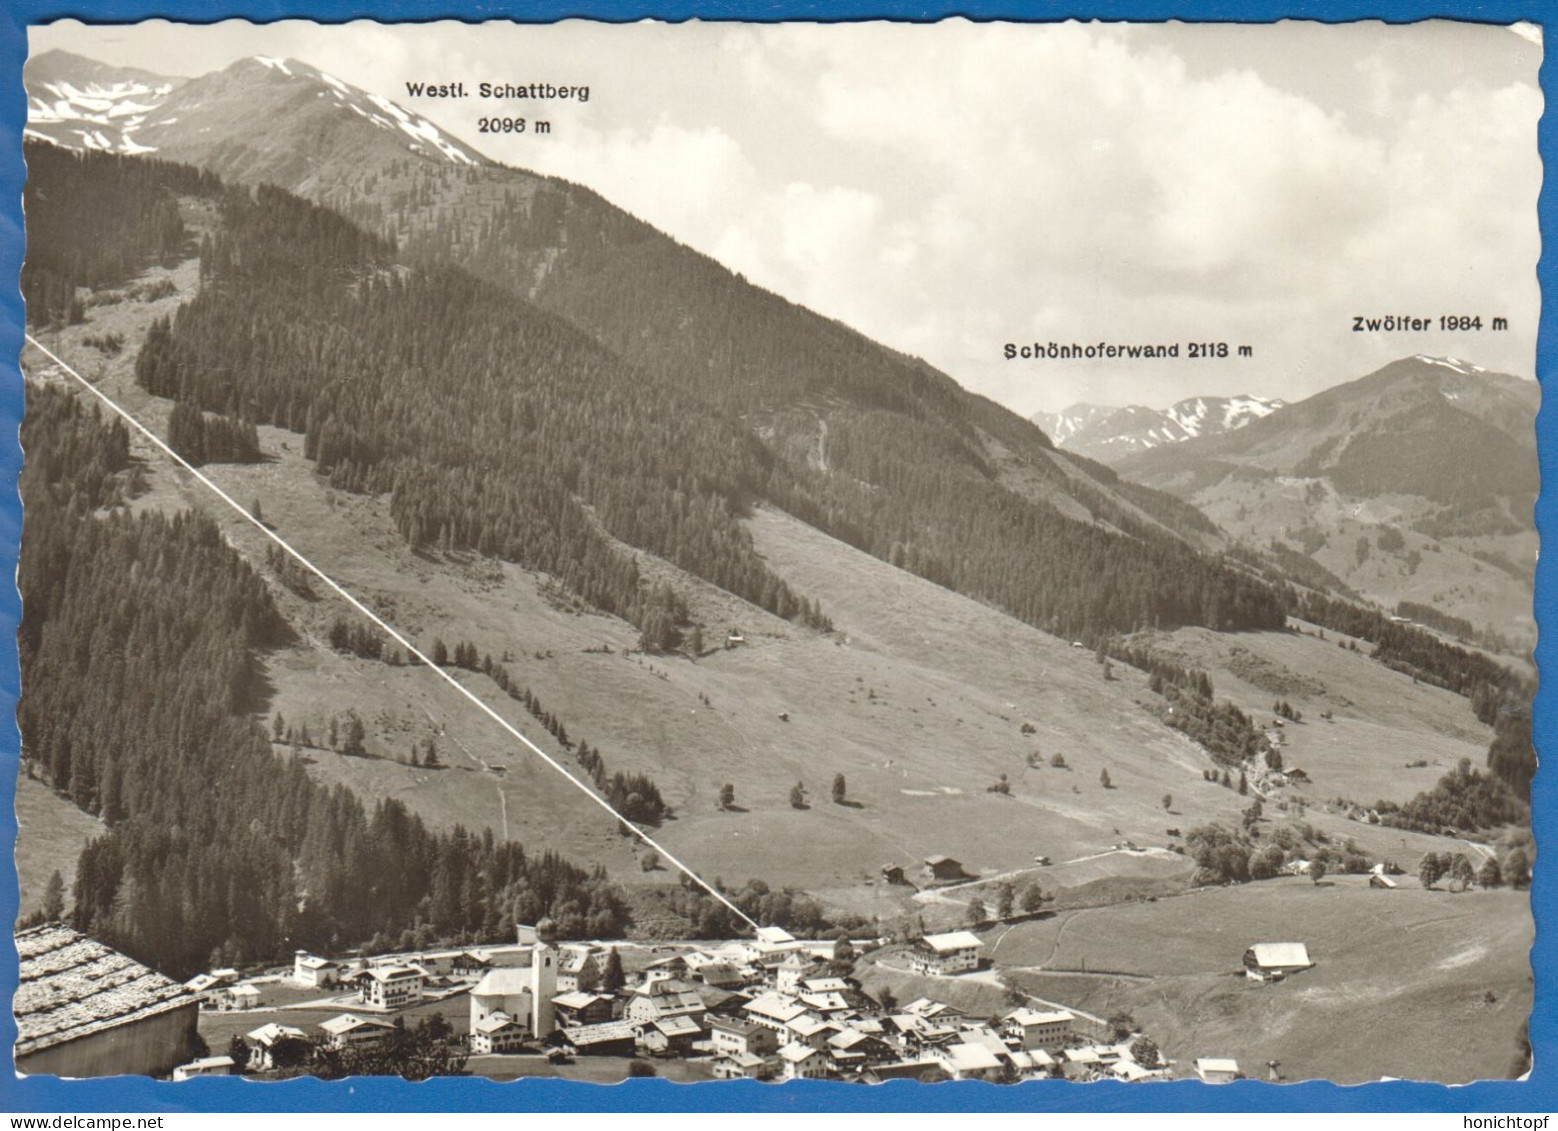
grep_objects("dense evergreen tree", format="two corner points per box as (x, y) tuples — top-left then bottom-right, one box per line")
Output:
(166, 400), (262, 466)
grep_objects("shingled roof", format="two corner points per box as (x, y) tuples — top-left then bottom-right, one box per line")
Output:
(15, 924), (198, 1058)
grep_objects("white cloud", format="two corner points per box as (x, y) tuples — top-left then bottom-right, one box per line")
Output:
(518, 118), (758, 242)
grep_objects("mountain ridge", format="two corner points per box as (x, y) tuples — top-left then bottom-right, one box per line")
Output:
(1031, 393), (1284, 462)
(1114, 354), (1538, 648)
(25, 51), (487, 172)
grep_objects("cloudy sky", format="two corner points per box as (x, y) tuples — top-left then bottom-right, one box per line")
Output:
(34, 19), (1543, 416)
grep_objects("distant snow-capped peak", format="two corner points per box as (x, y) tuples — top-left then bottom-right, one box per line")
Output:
(1031, 403), (1117, 446)
(25, 53), (485, 167)
(25, 70), (174, 154)
(1167, 394), (1283, 438)
(1032, 394), (1284, 461)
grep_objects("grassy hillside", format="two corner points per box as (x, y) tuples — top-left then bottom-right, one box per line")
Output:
(1189, 475), (1536, 651)
(14, 774), (104, 918)
(990, 876), (1531, 1084)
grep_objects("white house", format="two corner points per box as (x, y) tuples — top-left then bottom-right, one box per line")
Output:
(227, 983), (262, 1010)
(640, 1014), (703, 1057)
(1004, 1007), (1074, 1050)
(786, 1012), (836, 1050)
(799, 990), (851, 1016)
(557, 944), (604, 993)
(801, 976), (851, 996)
(743, 992), (810, 1031)
(908, 930), (983, 975)
(317, 1013), (395, 1051)
(1243, 942), (1314, 982)
(1196, 1057), (1241, 1083)
(470, 1012), (529, 1054)
(902, 997), (962, 1020)
(184, 973), (221, 1007)
(776, 951), (821, 995)
(743, 925), (803, 962)
(624, 979), (705, 1025)
(938, 1040), (1007, 1082)
(1011, 1047), (1057, 1077)
(355, 965), (424, 1010)
(710, 1015), (780, 1061)
(244, 1023), (309, 1070)
(689, 959), (747, 988)
(172, 1055), (236, 1081)
(779, 1042), (830, 1080)
(293, 951), (340, 988)
(551, 990), (614, 1028)
(712, 1050), (774, 1080)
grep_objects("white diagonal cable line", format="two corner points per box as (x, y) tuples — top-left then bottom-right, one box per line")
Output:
(23, 332), (759, 932)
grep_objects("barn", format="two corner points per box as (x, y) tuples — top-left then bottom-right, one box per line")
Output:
(921, 855), (966, 882)
(15, 924), (201, 1078)
(1243, 941), (1314, 981)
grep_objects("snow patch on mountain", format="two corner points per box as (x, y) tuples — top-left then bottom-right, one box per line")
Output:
(26, 72), (175, 155)
(1415, 354), (1486, 375)
(1168, 394), (1283, 439)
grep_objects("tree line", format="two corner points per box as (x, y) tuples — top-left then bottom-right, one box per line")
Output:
(1374, 758), (1528, 835)
(163, 154), (1287, 656)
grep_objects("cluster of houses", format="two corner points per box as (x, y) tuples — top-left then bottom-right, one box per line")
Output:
(170, 921), (1313, 1084)
(184, 966), (263, 1011)
(16, 915), (1306, 1084)
(515, 924), (1168, 1084)
(205, 922), (1183, 1084)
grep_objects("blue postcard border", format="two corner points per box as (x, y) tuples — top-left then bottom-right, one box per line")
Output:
(0, 0), (1551, 1113)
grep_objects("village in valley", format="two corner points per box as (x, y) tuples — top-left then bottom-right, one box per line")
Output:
(19, 884), (1345, 1087)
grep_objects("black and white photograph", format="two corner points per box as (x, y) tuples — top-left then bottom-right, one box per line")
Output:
(12, 18), (1542, 1087)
